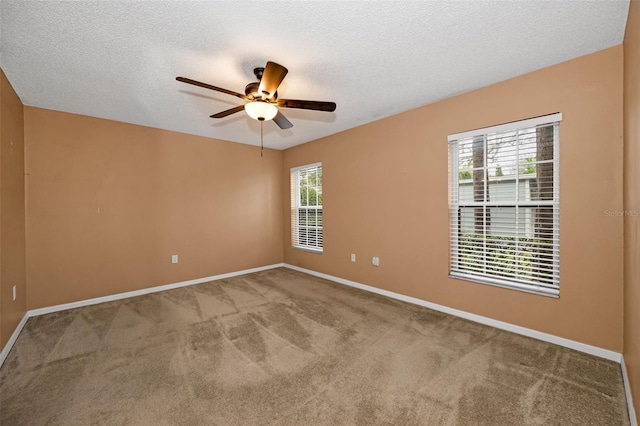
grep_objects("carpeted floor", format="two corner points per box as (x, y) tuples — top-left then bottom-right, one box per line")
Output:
(0, 268), (630, 425)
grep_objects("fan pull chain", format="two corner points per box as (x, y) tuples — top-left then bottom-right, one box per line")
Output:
(260, 120), (264, 158)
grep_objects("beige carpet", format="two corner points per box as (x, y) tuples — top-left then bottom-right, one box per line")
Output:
(0, 268), (629, 425)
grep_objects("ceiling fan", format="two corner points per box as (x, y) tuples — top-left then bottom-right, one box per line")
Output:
(176, 61), (336, 130)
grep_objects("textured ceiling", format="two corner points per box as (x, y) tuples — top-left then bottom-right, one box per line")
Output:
(0, 1), (630, 150)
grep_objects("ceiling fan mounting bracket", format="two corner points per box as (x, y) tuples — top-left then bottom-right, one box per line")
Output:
(253, 67), (265, 81)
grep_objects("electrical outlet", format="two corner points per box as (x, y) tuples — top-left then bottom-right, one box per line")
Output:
(372, 257), (380, 267)
(351, 253), (356, 262)
(171, 255), (178, 264)
(12, 285), (16, 301)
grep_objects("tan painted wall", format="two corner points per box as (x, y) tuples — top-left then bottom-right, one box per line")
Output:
(25, 108), (283, 309)
(283, 46), (624, 352)
(624, 0), (640, 418)
(0, 69), (26, 348)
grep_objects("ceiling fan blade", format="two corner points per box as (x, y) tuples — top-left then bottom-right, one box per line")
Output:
(258, 62), (288, 98)
(176, 77), (247, 100)
(210, 105), (245, 118)
(273, 111), (293, 130)
(277, 99), (336, 112)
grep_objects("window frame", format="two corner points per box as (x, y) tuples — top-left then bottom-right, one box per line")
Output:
(291, 162), (323, 253)
(448, 113), (561, 297)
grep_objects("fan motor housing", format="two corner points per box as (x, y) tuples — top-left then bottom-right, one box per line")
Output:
(244, 82), (259, 97)
(245, 81), (277, 101)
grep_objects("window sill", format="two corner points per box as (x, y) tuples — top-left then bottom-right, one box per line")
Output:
(449, 273), (559, 298)
(292, 246), (323, 254)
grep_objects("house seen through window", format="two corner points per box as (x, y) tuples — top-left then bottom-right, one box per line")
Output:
(291, 163), (323, 252)
(449, 113), (561, 296)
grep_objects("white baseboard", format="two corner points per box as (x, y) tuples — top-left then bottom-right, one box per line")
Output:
(283, 264), (622, 363)
(28, 263), (285, 317)
(622, 355), (638, 426)
(0, 263), (285, 366)
(0, 313), (29, 368)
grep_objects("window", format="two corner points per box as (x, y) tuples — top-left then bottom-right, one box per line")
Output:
(291, 163), (323, 252)
(449, 113), (561, 297)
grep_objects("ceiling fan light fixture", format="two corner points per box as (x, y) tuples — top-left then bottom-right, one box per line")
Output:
(245, 101), (278, 121)
(177, 61), (335, 132)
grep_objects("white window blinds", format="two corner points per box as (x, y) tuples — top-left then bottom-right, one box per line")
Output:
(291, 163), (323, 252)
(448, 113), (561, 297)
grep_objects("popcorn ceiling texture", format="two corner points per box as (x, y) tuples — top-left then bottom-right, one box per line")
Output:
(0, 269), (630, 425)
(0, 1), (630, 149)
